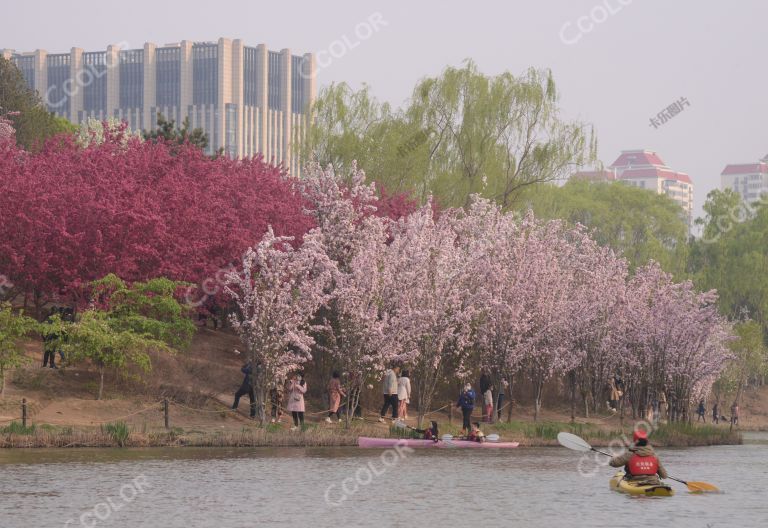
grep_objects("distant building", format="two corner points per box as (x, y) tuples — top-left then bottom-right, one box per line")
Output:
(2, 38), (315, 174)
(720, 156), (768, 204)
(572, 149), (694, 228)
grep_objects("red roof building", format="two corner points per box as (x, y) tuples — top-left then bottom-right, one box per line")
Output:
(720, 159), (768, 204)
(572, 150), (694, 228)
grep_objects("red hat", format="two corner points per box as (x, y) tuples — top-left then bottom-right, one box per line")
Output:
(633, 428), (648, 442)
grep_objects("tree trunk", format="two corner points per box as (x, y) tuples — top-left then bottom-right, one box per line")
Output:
(0, 365), (5, 398)
(569, 372), (576, 423)
(533, 377), (543, 423)
(98, 366), (104, 400)
(506, 374), (514, 423)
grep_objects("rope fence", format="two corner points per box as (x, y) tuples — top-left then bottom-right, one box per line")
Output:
(0, 393), (521, 432)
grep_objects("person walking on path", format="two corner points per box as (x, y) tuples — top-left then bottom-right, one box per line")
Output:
(696, 400), (706, 423)
(286, 372), (307, 430)
(730, 401), (739, 427)
(483, 386), (493, 423)
(456, 383), (476, 435)
(497, 377), (508, 421)
(232, 360), (256, 418)
(326, 371), (346, 423)
(379, 366), (400, 422)
(397, 370), (412, 420)
(712, 401), (719, 424)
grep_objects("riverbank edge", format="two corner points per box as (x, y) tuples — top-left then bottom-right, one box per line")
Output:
(0, 426), (743, 449)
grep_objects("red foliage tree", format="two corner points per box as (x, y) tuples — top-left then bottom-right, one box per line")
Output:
(0, 129), (315, 313)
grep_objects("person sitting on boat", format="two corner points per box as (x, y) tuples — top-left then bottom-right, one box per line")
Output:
(609, 428), (668, 485)
(416, 420), (439, 442)
(467, 422), (486, 443)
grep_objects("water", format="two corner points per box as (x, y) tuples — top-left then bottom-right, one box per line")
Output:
(1, 436), (767, 528)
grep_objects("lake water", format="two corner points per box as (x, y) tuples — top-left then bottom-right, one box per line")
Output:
(1, 433), (767, 528)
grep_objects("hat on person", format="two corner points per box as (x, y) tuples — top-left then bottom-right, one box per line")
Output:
(633, 428), (649, 443)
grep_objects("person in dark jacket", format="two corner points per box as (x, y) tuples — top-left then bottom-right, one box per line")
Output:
(232, 361), (256, 418)
(609, 429), (668, 485)
(712, 402), (719, 424)
(456, 384), (476, 435)
(696, 400), (706, 422)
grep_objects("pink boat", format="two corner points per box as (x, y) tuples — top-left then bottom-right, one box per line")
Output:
(357, 436), (520, 449)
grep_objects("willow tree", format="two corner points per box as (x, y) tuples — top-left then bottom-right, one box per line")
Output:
(408, 61), (596, 208)
(300, 62), (596, 209)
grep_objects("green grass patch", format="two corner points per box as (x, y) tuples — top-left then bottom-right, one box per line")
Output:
(101, 421), (130, 447)
(1, 421), (37, 435)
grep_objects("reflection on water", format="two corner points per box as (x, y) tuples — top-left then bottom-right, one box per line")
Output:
(1, 438), (767, 528)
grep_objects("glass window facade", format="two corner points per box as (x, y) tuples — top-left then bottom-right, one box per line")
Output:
(82, 51), (107, 113)
(12, 55), (35, 88)
(155, 47), (180, 108)
(291, 55), (306, 114)
(225, 103), (237, 157)
(45, 53), (71, 116)
(119, 49), (144, 109)
(192, 43), (218, 105)
(268, 51), (280, 110)
(243, 46), (259, 106)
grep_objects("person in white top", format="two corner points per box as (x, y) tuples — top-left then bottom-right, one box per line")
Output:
(397, 370), (412, 420)
(379, 366), (401, 422)
(483, 386), (493, 423)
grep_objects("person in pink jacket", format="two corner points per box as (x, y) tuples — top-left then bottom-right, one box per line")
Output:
(326, 371), (346, 423)
(286, 372), (307, 431)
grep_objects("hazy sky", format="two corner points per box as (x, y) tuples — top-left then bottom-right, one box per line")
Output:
(5, 0), (767, 222)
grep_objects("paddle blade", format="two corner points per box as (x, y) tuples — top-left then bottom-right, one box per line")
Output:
(557, 432), (593, 452)
(393, 420), (407, 429)
(686, 481), (720, 493)
(486, 433), (500, 442)
(441, 434), (453, 441)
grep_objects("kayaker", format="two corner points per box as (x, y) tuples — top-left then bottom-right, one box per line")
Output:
(416, 420), (439, 442)
(609, 429), (668, 485)
(467, 422), (486, 443)
(456, 383), (476, 435)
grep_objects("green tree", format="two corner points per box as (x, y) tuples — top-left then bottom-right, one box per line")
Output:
(690, 189), (768, 354)
(520, 180), (690, 275)
(301, 62), (596, 208)
(713, 320), (767, 405)
(0, 303), (38, 397)
(65, 274), (195, 399)
(0, 57), (77, 149)
(143, 113), (209, 152)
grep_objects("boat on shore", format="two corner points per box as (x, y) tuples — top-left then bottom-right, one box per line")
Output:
(357, 436), (520, 449)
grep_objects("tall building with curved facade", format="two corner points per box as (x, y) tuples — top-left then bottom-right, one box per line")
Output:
(3, 38), (315, 175)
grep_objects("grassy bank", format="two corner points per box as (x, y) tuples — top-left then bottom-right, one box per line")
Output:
(0, 418), (742, 448)
(492, 420), (742, 447)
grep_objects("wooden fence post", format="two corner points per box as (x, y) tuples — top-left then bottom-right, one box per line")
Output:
(21, 398), (27, 428)
(163, 398), (169, 429)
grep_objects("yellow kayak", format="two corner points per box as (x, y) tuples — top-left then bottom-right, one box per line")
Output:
(609, 472), (674, 497)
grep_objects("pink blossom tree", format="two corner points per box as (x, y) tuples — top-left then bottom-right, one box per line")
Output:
(224, 227), (334, 424)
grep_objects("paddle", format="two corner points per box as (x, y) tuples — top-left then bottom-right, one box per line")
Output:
(556, 432), (719, 493)
(441, 433), (501, 442)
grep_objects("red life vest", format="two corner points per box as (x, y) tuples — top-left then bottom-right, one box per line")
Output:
(627, 454), (659, 476)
